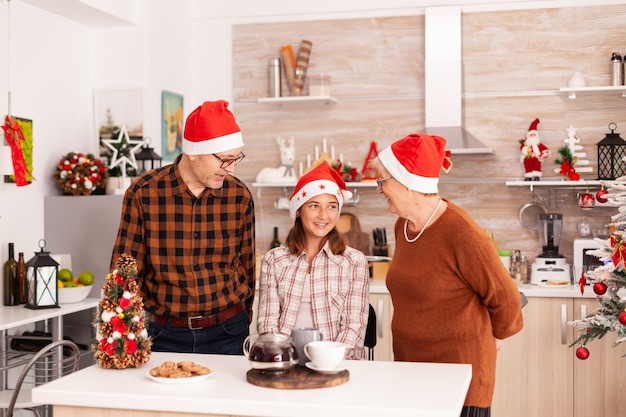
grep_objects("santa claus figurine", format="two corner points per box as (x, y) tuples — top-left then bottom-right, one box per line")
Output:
(520, 118), (550, 181)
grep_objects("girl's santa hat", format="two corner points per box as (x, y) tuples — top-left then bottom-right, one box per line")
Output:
(289, 163), (353, 218)
(378, 133), (447, 194)
(182, 100), (244, 155)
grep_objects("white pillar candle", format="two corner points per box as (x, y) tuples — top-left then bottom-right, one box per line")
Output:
(315, 145), (319, 160)
(299, 161), (303, 177)
(339, 153), (344, 164)
(322, 138), (327, 153)
(307, 153), (311, 168)
(331, 145), (335, 160)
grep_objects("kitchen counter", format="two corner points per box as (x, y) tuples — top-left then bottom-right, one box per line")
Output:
(369, 278), (388, 294)
(516, 283), (597, 298)
(372, 278), (597, 299)
(32, 351), (472, 417)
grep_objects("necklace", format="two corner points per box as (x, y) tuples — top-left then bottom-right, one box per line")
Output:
(404, 198), (443, 243)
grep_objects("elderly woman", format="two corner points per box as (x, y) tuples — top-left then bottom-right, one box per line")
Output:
(375, 134), (523, 417)
(256, 162), (370, 360)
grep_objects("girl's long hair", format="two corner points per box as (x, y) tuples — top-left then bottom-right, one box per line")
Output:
(285, 216), (347, 256)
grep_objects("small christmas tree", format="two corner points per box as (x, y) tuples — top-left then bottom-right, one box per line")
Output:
(93, 253), (152, 368)
(553, 125), (592, 180)
(568, 178), (626, 359)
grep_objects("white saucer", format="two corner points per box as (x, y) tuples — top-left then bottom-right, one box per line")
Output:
(305, 362), (346, 374)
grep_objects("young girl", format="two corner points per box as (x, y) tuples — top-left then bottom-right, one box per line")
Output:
(256, 162), (370, 359)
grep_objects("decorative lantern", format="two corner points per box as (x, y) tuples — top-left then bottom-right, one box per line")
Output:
(597, 122), (626, 180)
(134, 138), (162, 174)
(25, 239), (60, 309)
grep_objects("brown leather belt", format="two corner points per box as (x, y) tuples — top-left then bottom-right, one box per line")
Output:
(147, 303), (245, 330)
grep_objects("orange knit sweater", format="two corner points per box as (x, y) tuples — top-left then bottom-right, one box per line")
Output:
(386, 201), (524, 408)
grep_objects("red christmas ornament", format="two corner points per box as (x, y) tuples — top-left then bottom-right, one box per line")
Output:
(596, 189), (609, 203)
(593, 282), (607, 295)
(618, 311), (626, 325)
(576, 346), (590, 360)
(579, 192), (595, 210)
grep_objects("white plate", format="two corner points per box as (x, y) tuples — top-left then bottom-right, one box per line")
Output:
(537, 281), (571, 288)
(146, 370), (214, 384)
(305, 362), (347, 374)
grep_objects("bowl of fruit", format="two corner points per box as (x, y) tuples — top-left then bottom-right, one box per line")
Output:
(58, 269), (95, 304)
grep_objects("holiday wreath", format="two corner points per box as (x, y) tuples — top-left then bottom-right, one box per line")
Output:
(54, 152), (108, 195)
(93, 253), (152, 369)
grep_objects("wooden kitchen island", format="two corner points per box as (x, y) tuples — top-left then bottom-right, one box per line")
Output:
(32, 351), (471, 417)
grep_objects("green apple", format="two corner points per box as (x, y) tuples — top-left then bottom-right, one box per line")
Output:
(78, 271), (95, 286)
(58, 268), (73, 282)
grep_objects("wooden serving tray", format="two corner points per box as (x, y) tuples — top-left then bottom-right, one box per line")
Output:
(246, 366), (349, 389)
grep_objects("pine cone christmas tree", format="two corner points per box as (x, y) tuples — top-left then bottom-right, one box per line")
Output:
(568, 177), (626, 358)
(93, 253), (151, 368)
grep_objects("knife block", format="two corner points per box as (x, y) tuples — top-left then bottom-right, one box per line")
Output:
(372, 245), (389, 257)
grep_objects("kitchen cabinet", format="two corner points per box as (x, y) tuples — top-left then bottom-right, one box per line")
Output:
(368, 292), (394, 361)
(572, 299), (626, 417)
(492, 296), (626, 417)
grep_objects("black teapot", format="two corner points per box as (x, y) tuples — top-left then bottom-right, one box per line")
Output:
(243, 331), (299, 374)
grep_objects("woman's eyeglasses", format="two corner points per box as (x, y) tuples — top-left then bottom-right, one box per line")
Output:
(212, 153), (246, 168)
(376, 176), (392, 191)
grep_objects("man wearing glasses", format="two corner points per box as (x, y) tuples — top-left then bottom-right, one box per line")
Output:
(111, 100), (255, 354)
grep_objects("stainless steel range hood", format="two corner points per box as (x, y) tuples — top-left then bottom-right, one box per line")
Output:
(422, 6), (493, 155)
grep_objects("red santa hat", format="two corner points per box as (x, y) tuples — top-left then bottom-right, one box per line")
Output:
(527, 118), (540, 136)
(289, 162), (353, 218)
(182, 100), (244, 155)
(378, 133), (446, 194)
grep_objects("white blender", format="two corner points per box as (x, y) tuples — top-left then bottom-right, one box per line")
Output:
(531, 213), (571, 284)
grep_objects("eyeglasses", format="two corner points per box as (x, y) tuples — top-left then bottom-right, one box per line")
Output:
(212, 153), (245, 168)
(376, 176), (392, 191)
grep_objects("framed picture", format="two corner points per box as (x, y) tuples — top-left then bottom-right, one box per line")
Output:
(93, 88), (143, 158)
(161, 90), (183, 162)
(3, 116), (33, 184)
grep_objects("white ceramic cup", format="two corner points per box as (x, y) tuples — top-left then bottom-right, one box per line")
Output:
(291, 327), (323, 366)
(304, 341), (346, 370)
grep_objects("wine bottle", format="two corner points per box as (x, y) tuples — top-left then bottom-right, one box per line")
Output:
(17, 251), (27, 304)
(270, 227), (281, 249)
(3, 242), (18, 306)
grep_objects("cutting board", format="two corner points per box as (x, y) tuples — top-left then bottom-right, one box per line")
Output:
(246, 366), (349, 389)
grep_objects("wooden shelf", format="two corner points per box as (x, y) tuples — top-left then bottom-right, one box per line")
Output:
(559, 86), (626, 99)
(256, 96), (338, 105)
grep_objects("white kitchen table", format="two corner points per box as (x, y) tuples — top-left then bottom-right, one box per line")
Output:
(33, 351), (472, 417)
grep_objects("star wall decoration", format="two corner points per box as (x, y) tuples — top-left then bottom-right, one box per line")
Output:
(102, 125), (146, 179)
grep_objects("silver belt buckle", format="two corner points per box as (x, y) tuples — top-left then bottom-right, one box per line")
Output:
(187, 315), (203, 330)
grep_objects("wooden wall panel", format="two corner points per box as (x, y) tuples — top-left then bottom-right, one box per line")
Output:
(232, 5), (626, 265)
